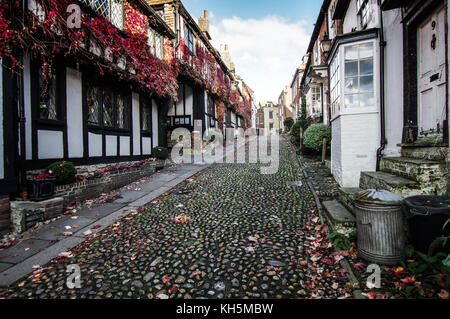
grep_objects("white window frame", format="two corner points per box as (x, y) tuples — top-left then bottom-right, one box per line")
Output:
(330, 39), (378, 120)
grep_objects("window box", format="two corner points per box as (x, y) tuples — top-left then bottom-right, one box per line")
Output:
(27, 178), (56, 201)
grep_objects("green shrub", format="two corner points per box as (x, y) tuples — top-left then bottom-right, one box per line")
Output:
(152, 146), (169, 160)
(284, 117), (294, 131)
(303, 124), (332, 152)
(47, 161), (77, 185)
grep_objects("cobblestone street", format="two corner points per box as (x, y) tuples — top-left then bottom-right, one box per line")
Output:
(0, 139), (354, 299)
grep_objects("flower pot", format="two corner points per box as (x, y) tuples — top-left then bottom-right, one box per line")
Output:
(27, 178), (56, 201)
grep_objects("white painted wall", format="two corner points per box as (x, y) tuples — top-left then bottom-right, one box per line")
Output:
(105, 135), (117, 156)
(23, 55), (32, 160)
(120, 136), (130, 156)
(37, 130), (64, 159)
(0, 62), (4, 180)
(383, 9), (404, 157)
(343, 0), (358, 33)
(332, 112), (380, 187)
(142, 137), (152, 155)
(185, 84), (193, 117)
(88, 132), (102, 157)
(176, 84), (184, 115)
(132, 92), (141, 156)
(66, 67), (84, 158)
(152, 99), (158, 148)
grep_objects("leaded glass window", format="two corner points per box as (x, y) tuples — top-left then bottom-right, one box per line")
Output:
(116, 94), (129, 129)
(87, 86), (100, 125)
(103, 90), (115, 127)
(39, 65), (58, 121)
(141, 96), (152, 132)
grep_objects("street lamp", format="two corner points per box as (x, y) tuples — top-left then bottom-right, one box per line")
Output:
(320, 33), (332, 55)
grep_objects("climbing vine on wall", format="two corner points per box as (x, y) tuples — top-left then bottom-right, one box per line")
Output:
(2, 0), (178, 100)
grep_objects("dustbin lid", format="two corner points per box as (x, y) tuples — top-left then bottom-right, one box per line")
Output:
(354, 189), (404, 205)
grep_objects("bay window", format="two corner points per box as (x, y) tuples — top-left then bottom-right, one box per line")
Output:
(344, 42), (374, 109)
(311, 86), (321, 113)
(330, 39), (377, 119)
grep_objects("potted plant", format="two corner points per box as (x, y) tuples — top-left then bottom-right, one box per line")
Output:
(27, 173), (56, 201)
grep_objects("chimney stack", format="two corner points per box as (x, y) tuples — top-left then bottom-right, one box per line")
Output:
(198, 9), (211, 40)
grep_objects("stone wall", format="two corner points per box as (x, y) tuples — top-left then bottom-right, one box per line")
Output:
(0, 195), (10, 233)
(10, 198), (64, 234)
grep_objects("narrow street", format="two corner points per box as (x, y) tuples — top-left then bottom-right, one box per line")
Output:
(1, 139), (352, 299)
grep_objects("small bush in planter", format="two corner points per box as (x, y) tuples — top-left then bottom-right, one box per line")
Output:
(152, 146), (169, 160)
(47, 161), (77, 185)
(303, 124), (332, 152)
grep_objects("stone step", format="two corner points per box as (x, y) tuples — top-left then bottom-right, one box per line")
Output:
(380, 157), (446, 184)
(338, 187), (361, 215)
(322, 200), (356, 235)
(399, 143), (448, 161)
(359, 171), (424, 198)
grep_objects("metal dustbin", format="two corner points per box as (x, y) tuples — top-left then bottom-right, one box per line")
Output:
(354, 189), (405, 265)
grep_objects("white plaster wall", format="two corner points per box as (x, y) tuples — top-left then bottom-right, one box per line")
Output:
(142, 137), (152, 155)
(0, 62), (4, 179)
(343, 0), (358, 33)
(448, 3), (450, 160)
(66, 67), (84, 158)
(383, 9), (404, 157)
(152, 99), (158, 148)
(185, 84), (193, 116)
(23, 55), (32, 160)
(132, 92), (141, 155)
(120, 136), (130, 156)
(88, 133), (102, 157)
(333, 112), (380, 187)
(176, 85), (184, 115)
(37, 130), (64, 159)
(331, 117), (342, 184)
(106, 135), (117, 156)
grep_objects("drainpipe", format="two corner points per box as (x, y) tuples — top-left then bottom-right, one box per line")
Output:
(18, 0), (27, 193)
(376, 1), (387, 171)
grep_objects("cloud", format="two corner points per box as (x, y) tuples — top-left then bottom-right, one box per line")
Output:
(210, 16), (310, 104)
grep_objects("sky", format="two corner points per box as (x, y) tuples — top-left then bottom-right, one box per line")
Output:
(183, 0), (323, 104)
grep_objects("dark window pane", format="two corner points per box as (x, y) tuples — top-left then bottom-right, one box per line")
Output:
(141, 97), (151, 132)
(360, 75), (374, 92)
(116, 94), (128, 129)
(103, 90), (115, 127)
(39, 66), (58, 120)
(87, 86), (100, 125)
(345, 61), (358, 77)
(360, 59), (373, 75)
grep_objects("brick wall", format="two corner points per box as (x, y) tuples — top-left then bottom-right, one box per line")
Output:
(55, 160), (164, 205)
(0, 195), (10, 233)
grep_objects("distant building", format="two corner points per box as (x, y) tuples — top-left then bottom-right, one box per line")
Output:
(278, 86), (293, 133)
(259, 101), (280, 136)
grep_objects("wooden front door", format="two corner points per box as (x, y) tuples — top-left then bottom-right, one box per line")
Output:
(417, 4), (447, 139)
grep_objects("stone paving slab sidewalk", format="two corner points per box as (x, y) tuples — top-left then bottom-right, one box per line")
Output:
(0, 163), (209, 286)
